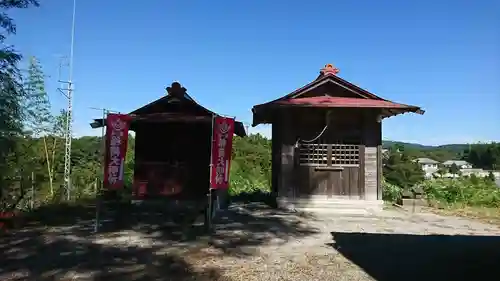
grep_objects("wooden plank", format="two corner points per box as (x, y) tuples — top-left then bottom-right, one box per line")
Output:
(337, 171), (344, 196)
(328, 172), (334, 196)
(327, 171), (333, 198)
(377, 144), (383, 200)
(327, 144), (332, 166)
(329, 171), (339, 196)
(364, 146), (378, 200)
(342, 168), (349, 196)
(359, 144), (365, 199)
(131, 113), (212, 123)
(313, 171), (325, 196)
(350, 167), (359, 198)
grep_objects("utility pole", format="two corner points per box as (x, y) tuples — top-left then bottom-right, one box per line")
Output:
(60, 0), (77, 201)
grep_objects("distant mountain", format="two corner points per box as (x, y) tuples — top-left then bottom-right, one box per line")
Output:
(382, 141), (469, 153)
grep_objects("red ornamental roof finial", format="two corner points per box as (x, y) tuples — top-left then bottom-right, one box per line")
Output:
(320, 64), (340, 76)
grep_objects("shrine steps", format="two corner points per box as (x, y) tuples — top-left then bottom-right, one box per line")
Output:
(277, 197), (384, 215)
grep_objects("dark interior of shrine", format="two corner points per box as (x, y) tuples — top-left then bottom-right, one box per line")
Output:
(132, 121), (212, 201)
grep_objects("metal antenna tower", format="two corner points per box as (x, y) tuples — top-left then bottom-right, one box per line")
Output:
(59, 0), (77, 200)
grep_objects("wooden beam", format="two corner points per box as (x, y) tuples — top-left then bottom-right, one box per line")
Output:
(130, 113), (212, 123)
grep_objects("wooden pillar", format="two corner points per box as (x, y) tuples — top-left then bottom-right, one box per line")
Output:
(377, 118), (383, 200)
(271, 123), (281, 198)
(363, 110), (379, 201)
(277, 112), (296, 208)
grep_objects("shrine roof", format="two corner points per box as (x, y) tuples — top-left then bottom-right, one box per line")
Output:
(252, 64), (424, 126)
(272, 96), (423, 112)
(90, 82), (246, 137)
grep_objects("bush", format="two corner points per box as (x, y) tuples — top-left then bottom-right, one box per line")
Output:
(422, 177), (500, 208)
(229, 134), (271, 196)
(382, 177), (403, 203)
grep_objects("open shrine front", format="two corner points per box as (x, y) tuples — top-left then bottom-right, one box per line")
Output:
(93, 81), (246, 204)
(132, 121), (213, 200)
(127, 82), (245, 202)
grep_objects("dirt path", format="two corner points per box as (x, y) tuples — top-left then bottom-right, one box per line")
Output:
(1, 203), (500, 280)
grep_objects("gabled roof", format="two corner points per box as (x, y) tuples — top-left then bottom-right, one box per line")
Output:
(270, 64), (385, 103)
(90, 82), (246, 137)
(252, 64), (424, 126)
(415, 158), (440, 164)
(442, 160), (471, 166)
(272, 96), (422, 111)
(128, 82), (210, 116)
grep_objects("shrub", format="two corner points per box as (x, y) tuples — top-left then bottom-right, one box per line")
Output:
(382, 177), (403, 203)
(422, 177), (500, 208)
(229, 134), (272, 196)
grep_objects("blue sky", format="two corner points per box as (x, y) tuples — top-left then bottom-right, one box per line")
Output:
(9, 0), (500, 145)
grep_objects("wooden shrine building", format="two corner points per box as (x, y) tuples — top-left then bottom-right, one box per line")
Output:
(252, 64), (424, 208)
(92, 82), (246, 201)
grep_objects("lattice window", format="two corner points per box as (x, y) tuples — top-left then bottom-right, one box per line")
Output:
(299, 143), (328, 166)
(331, 144), (360, 166)
(298, 143), (360, 167)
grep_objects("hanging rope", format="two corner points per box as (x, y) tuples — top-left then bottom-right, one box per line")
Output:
(295, 111), (332, 146)
(297, 123), (329, 144)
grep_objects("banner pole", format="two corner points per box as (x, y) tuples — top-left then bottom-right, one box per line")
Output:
(94, 109), (107, 233)
(207, 114), (216, 232)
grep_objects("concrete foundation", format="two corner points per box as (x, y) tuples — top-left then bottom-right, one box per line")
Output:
(277, 196), (384, 215)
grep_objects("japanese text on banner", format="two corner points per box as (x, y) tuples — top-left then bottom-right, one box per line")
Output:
(104, 114), (131, 189)
(210, 117), (235, 189)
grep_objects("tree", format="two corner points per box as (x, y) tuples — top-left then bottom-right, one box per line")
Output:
(23, 56), (51, 135)
(436, 166), (448, 177)
(486, 171), (496, 183)
(449, 163), (461, 175)
(463, 143), (500, 170)
(383, 146), (425, 191)
(22, 56), (60, 195)
(0, 0), (40, 202)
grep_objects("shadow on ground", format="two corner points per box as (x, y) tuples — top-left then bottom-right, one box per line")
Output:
(329, 232), (500, 281)
(0, 230), (223, 280)
(0, 199), (318, 280)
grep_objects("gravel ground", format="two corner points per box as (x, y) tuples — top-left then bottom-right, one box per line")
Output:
(1, 203), (500, 281)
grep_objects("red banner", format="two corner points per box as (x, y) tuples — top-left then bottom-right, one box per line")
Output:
(103, 114), (131, 189)
(210, 117), (235, 189)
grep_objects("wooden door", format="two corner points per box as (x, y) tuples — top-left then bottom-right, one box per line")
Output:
(296, 142), (363, 198)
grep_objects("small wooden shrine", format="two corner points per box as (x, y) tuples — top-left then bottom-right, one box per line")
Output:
(252, 64), (424, 207)
(92, 82), (246, 201)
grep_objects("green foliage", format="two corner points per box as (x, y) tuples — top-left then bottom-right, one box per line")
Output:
(422, 177), (500, 208)
(229, 134), (271, 195)
(449, 163), (460, 175)
(382, 141), (464, 162)
(381, 177), (403, 203)
(383, 141), (500, 170)
(486, 172), (496, 183)
(383, 146), (425, 191)
(463, 142), (500, 170)
(23, 56), (51, 135)
(0, 0), (40, 202)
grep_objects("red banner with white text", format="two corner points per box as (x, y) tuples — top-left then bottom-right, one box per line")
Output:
(103, 114), (131, 189)
(210, 116), (235, 189)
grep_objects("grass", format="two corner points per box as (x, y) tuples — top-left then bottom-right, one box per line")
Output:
(424, 203), (500, 226)
(381, 176), (500, 226)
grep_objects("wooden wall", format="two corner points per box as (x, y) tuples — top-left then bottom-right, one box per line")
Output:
(272, 108), (382, 202)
